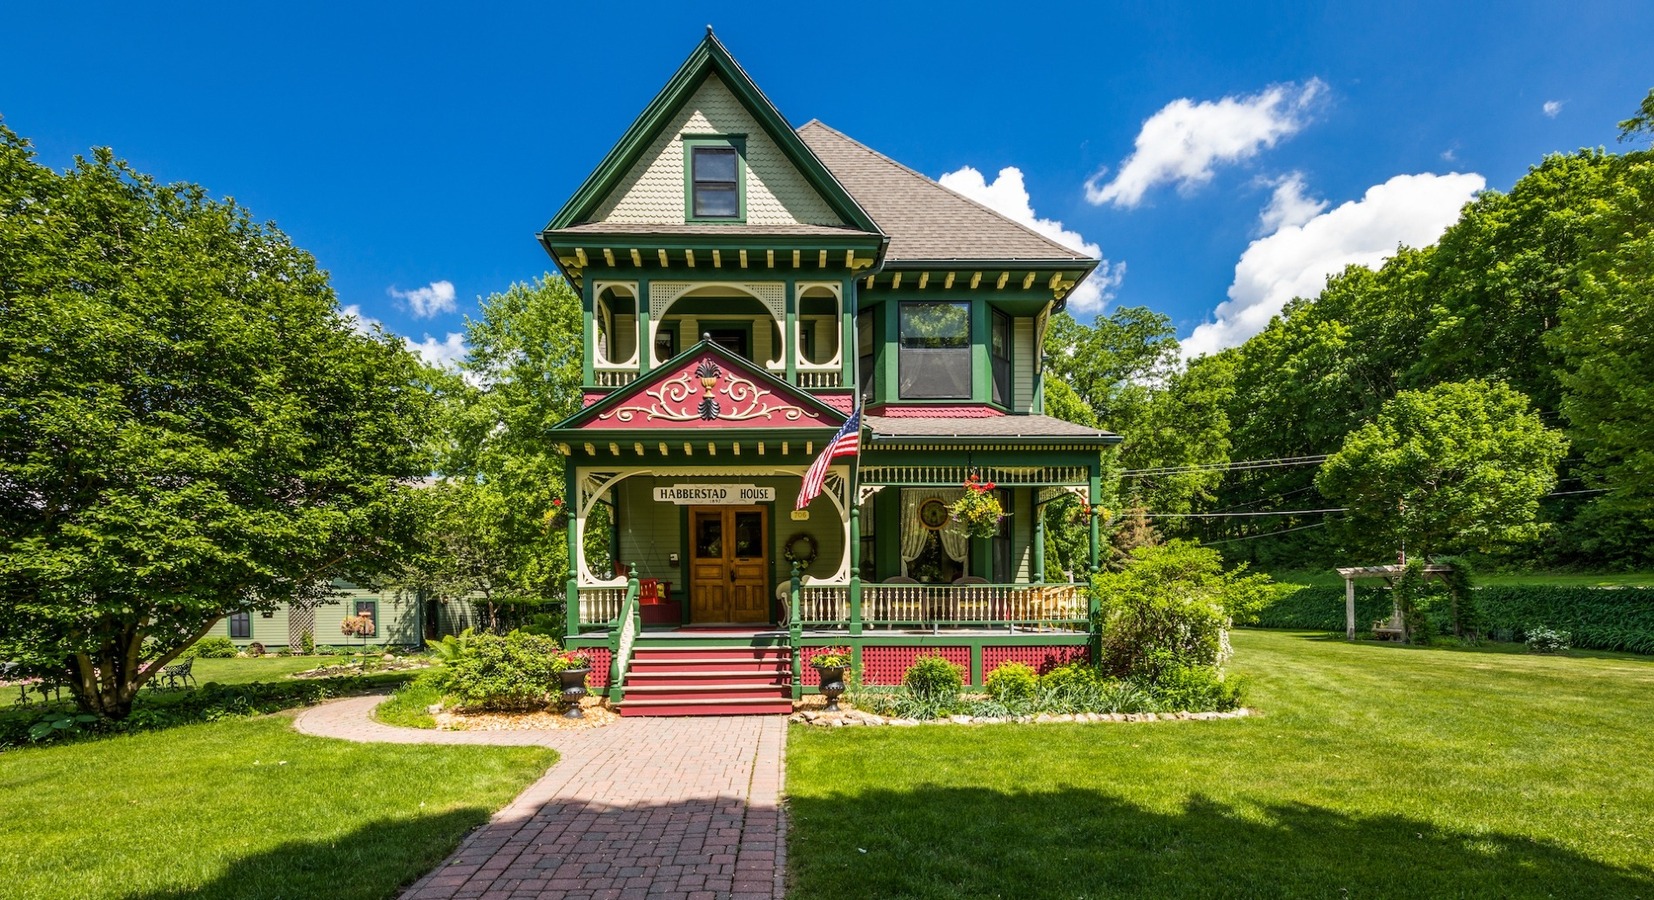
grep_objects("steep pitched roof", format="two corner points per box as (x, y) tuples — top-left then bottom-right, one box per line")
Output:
(797, 120), (1097, 267)
(542, 31), (882, 241)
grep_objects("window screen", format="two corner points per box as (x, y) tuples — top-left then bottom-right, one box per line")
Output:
(691, 147), (739, 218)
(899, 302), (970, 400)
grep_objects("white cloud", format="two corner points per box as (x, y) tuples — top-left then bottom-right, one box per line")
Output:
(1543, 100), (1563, 118)
(339, 303), (381, 335)
(1257, 172), (1328, 233)
(1180, 171), (1485, 359)
(388, 280), (458, 318)
(1086, 79), (1327, 208)
(406, 332), (468, 371)
(937, 164), (1123, 314)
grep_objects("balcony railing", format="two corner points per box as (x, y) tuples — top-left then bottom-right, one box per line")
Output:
(577, 585), (628, 625)
(796, 368), (843, 388)
(593, 368), (639, 388)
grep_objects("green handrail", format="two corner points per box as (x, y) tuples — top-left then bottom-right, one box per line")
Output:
(607, 564), (642, 704)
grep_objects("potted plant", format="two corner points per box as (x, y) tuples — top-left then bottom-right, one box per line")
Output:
(948, 474), (1005, 539)
(549, 649), (592, 718)
(809, 646), (852, 712)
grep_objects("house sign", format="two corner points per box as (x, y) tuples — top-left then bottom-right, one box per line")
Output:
(653, 484), (776, 505)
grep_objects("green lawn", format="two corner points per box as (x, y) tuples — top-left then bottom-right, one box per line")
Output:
(0, 714), (553, 899)
(787, 629), (1654, 898)
(189, 655), (336, 684)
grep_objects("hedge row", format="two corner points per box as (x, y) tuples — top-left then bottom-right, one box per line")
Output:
(1248, 583), (1654, 654)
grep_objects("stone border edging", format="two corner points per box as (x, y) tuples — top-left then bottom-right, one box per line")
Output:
(789, 707), (1255, 728)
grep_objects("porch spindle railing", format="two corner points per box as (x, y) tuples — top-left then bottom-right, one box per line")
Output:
(795, 585), (851, 626)
(859, 583), (1089, 631)
(577, 586), (627, 626)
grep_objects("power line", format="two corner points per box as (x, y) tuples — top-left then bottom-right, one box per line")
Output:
(1203, 521), (1328, 546)
(1122, 455), (1328, 478)
(1143, 507), (1347, 518)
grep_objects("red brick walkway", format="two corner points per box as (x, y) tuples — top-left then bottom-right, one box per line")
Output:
(295, 695), (787, 899)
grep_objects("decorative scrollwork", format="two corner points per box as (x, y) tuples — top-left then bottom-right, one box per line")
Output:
(595, 354), (823, 424)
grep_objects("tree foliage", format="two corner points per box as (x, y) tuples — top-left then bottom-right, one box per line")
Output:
(1316, 381), (1568, 560)
(0, 125), (433, 718)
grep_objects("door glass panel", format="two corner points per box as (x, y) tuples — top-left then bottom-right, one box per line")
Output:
(695, 515), (723, 558)
(732, 511), (763, 558)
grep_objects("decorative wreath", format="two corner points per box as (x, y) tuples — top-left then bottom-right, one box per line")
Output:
(783, 532), (820, 569)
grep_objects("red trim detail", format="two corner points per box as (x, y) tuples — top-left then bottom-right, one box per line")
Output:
(817, 392), (855, 413)
(585, 647), (613, 688)
(582, 391), (607, 408)
(982, 645), (1088, 676)
(861, 646), (971, 686)
(868, 405), (1005, 418)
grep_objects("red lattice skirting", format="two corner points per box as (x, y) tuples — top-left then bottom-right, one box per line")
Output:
(982, 645), (1089, 676)
(585, 647), (612, 688)
(861, 646), (971, 686)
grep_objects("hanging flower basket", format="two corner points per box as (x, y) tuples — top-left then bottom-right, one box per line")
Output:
(546, 497), (569, 531)
(948, 475), (1005, 539)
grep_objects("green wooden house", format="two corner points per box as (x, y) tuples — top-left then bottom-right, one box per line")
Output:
(543, 31), (1119, 716)
(205, 583), (434, 650)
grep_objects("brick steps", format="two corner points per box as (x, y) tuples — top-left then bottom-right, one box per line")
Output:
(619, 644), (791, 717)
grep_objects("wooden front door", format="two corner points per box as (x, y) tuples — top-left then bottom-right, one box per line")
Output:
(689, 506), (770, 624)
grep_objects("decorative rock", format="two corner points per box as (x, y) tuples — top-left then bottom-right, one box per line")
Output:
(426, 704), (443, 715)
(889, 718), (918, 727)
(1057, 714), (1076, 722)
(949, 715), (972, 725)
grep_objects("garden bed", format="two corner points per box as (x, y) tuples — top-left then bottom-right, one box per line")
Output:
(789, 699), (1252, 728)
(430, 696), (617, 730)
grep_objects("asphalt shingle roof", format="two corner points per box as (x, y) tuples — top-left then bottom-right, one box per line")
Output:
(797, 121), (1097, 266)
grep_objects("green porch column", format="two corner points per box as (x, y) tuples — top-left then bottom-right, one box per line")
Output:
(565, 464), (580, 639)
(1088, 469), (1102, 576)
(785, 282), (797, 384)
(1032, 491), (1046, 584)
(848, 500), (863, 635)
(636, 280), (652, 376)
(581, 281), (595, 387)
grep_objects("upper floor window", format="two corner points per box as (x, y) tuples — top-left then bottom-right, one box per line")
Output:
(899, 301), (970, 400)
(685, 138), (744, 221)
(991, 310), (1011, 407)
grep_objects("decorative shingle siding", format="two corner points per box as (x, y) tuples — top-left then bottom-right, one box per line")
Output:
(590, 75), (842, 227)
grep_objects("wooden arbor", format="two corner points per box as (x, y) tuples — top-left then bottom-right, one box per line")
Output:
(1335, 564), (1454, 640)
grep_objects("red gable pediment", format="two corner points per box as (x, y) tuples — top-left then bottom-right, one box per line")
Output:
(552, 342), (846, 433)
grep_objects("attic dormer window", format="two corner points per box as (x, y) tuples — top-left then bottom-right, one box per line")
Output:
(684, 137), (744, 221)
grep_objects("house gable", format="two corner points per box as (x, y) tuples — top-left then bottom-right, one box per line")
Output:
(544, 31), (880, 236)
(552, 340), (847, 434)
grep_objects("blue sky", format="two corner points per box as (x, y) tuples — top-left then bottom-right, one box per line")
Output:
(6, 1), (1649, 365)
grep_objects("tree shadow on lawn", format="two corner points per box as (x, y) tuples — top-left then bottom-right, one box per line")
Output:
(123, 809), (486, 900)
(788, 787), (1654, 899)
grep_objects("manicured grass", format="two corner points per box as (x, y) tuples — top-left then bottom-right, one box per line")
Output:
(0, 714), (553, 899)
(189, 655), (333, 684)
(786, 629), (1654, 898)
(375, 674), (443, 729)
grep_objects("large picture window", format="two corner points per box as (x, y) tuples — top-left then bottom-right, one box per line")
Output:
(898, 302), (970, 399)
(689, 145), (740, 219)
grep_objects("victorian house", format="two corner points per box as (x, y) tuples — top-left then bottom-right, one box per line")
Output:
(544, 31), (1118, 715)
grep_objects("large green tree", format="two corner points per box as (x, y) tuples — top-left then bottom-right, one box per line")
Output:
(1315, 381), (1568, 561)
(0, 127), (434, 718)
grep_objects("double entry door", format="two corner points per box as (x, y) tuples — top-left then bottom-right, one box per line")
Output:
(689, 506), (770, 624)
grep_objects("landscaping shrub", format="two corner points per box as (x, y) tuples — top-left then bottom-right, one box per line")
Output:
(985, 662), (1038, 703)
(1094, 541), (1259, 682)
(1150, 664), (1245, 712)
(434, 630), (563, 711)
(182, 637), (237, 660)
(1525, 625), (1572, 653)
(902, 655), (964, 702)
(298, 629), (316, 655)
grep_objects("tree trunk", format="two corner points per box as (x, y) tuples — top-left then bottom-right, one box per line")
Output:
(66, 618), (220, 721)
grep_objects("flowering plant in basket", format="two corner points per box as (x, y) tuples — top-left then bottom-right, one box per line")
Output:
(948, 474), (1005, 539)
(548, 649), (590, 672)
(808, 647), (852, 669)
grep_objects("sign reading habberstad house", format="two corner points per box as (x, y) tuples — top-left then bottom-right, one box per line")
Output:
(653, 484), (776, 505)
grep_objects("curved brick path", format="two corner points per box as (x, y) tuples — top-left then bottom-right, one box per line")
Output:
(295, 695), (787, 899)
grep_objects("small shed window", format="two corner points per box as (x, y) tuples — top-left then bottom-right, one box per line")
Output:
(228, 612), (251, 639)
(690, 146), (740, 218)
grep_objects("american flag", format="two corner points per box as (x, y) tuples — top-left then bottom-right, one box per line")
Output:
(796, 408), (861, 510)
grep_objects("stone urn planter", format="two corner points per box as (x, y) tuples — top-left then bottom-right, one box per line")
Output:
(807, 646), (852, 712)
(558, 667), (592, 718)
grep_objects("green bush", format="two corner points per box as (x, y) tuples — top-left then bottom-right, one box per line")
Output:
(1094, 542), (1260, 682)
(985, 662), (1038, 703)
(434, 630), (563, 711)
(1150, 664), (1245, 712)
(182, 637), (237, 659)
(298, 629), (315, 655)
(902, 655), (963, 703)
